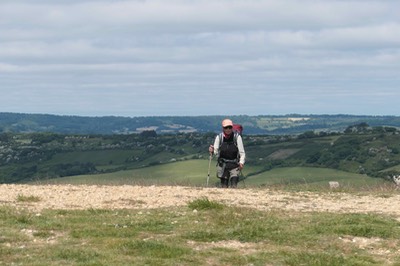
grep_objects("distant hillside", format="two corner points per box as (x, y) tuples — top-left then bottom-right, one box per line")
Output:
(1, 112), (400, 135)
(1, 124), (400, 184)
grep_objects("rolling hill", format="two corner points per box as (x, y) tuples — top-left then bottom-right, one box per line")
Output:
(1, 123), (400, 187)
(2, 112), (400, 135)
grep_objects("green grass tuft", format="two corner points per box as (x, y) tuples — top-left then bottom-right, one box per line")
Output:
(188, 197), (224, 210)
(119, 240), (191, 259)
(16, 194), (41, 202)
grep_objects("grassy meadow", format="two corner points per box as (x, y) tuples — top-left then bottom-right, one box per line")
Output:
(1, 197), (400, 265)
(36, 159), (388, 191)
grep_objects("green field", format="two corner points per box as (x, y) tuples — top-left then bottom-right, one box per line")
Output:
(246, 167), (384, 187)
(39, 160), (211, 186)
(37, 159), (387, 190)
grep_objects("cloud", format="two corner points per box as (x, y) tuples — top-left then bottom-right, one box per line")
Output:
(0, 0), (399, 116)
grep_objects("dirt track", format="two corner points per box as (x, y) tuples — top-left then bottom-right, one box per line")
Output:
(1, 184), (400, 219)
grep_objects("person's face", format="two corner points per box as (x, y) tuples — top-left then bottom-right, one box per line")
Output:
(223, 125), (233, 133)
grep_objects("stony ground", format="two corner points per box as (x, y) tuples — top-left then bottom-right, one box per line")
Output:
(1, 184), (400, 220)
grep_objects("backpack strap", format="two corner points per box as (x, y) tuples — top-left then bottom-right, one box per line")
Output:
(234, 132), (238, 146)
(218, 132), (223, 149)
(218, 132), (238, 149)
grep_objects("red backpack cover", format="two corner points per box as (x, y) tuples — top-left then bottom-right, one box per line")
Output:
(232, 124), (243, 135)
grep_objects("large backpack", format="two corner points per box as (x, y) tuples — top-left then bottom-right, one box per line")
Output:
(232, 124), (243, 136)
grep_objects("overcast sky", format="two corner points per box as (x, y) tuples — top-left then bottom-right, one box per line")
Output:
(1, 0), (399, 117)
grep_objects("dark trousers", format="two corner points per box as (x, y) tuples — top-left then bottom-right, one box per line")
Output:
(220, 175), (239, 188)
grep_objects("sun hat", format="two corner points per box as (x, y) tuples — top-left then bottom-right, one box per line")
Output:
(221, 119), (233, 128)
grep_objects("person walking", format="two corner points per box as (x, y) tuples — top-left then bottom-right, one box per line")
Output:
(209, 118), (246, 188)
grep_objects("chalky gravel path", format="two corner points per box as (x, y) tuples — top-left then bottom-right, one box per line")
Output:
(1, 185), (399, 219)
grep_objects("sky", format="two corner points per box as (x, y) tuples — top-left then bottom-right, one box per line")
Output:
(1, 0), (400, 117)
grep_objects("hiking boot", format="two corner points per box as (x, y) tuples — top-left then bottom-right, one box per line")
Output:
(230, 176), (238, 188)
(221, 178), (229, 188)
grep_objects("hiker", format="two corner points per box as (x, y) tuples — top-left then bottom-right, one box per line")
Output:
(209, 118), (246, 188)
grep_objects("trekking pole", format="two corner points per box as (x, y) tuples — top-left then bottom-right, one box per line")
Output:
(240, 170), (246, 188)
(206, 153), (212, 187)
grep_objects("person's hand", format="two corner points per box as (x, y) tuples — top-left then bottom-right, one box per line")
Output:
(239, 163), (244, 170)
(209, 145), (214, 154)
(209, 145), (214, 153)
